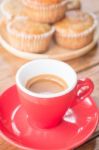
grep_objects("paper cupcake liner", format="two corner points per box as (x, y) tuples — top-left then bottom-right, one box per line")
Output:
(23, 0), (68, 9)
(22, 0), (68, 23)
(7, 16), (55, 39)
(55, 12), (98, 38)
(8, 35), (52, 53)
(55, 31), (95, 49)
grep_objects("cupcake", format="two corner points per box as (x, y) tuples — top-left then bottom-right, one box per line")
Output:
(55, 11), (97, 49)
(22, 0), (68, 23)
(7, 16), (55, 53)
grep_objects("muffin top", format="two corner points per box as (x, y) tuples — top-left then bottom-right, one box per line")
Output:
(55, 11), (94, 34)
(27, 0), (62, 5)
(7, 17), (51, 35)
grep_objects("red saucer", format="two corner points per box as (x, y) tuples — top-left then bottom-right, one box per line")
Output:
(0, 85), (99, 150)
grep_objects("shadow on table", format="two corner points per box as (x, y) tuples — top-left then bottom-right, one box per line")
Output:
(75, 138), (97, 150)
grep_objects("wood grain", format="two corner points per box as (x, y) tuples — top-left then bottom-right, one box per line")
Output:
(76, 137), (99, 150)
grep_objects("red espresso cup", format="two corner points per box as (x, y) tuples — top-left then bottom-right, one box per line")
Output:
(16, 59), (94, 129)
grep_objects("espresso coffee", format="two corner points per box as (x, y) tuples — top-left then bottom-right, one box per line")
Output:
(26, 74), (67, 95)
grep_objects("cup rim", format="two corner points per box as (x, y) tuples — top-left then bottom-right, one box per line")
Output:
(16, 59), (77, 98)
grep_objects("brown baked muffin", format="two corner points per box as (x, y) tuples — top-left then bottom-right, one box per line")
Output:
(28, 0), (61, 5)
(22, 0), (68, 23)
(55, 11), (97, 49)
(7, 16), (55, 53)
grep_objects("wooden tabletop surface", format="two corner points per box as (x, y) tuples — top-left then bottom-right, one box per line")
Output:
(0, 0), (99, 149)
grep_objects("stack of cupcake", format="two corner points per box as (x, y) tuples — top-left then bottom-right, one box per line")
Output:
(0, 0), (97, 53)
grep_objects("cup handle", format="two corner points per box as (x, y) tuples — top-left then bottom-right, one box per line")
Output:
(71, 78), (94, 107)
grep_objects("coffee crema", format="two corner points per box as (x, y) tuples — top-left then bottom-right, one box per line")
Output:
(26, 74), (67, 95)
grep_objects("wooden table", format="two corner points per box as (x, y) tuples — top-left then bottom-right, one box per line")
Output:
(0, 0), (99, 149)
